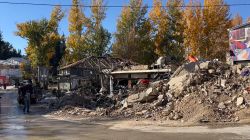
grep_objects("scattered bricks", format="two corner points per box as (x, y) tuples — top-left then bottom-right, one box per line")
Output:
(208, 69), (215, 74)
(145, 114), (152, 119)
(153, 94), (166, 107)
(199, 61), (212, 70)
(235, 116), (240, 122)
(243, 90), (248, 96)
(165, 92), (173, 102)
(135, 112), (144, 116)
(224, 100), (232, 105)
(245, 87), (250, 93)
(126, 87), (158, 103)
(171, 112), (183, 120)
(141, 110), (147, 114)
(122, 99), (133, 109)
(232, 95), (237, 102)
(162, 84), (170, 91)
(225, 70), (232, 78)
(158, 94), (164, 100)
(218, 102), (226, 109)
(213, 88), (222, 94)
(162, 108), (172, 116)
(221, 79), (227, 87)
(236, 97), (244, 106)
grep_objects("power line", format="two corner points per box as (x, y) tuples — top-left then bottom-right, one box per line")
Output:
(0, 1), (250, 8)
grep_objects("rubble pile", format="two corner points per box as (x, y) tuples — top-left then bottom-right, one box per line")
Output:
(51, 60), (250, 124)
(110, 61), (250, 123)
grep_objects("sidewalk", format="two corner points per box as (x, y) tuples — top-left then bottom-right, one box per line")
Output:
(0, 86), (17, 93)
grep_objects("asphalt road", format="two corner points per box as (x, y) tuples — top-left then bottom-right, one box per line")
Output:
(0, 90), (249, 140)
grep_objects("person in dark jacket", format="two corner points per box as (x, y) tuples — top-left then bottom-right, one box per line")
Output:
(23, 80), (33, 113)
(3, 83), (6, 90)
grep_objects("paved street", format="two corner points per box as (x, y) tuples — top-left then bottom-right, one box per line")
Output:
(0, 90), (248, 140)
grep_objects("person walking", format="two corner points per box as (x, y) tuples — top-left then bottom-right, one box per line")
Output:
(23, 80), (32, 113)
(22, 84), (29, 113)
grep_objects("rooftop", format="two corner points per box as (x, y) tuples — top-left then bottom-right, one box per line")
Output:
(59, 55), (137, 71)
(229, 22), (250, 31)
(0, 57), (27, 66)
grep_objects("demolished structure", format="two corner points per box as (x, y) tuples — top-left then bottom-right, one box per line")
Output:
(49, 59), (250, 125)
(58, 56), (173, 95)
(58, 55), (137, 92)
(44, 23), (250, 125)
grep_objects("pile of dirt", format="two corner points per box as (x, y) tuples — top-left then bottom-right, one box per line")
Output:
(50, 60), (250, 124)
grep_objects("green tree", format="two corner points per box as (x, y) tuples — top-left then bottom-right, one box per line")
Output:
(166, 0), (185, 61)
(85, 0), (111, 56)
(112, 0), (154, 64)
(0, 31), (22, 59)
(149, 0), (185, 61)
(66, 0), (111, 62)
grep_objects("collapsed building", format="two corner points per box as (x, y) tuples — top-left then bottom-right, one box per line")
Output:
(47, 23), (250, 125)
(58, 55), (136, 93)
(51, 59), (250, 124)
(58, 56), (174, 95)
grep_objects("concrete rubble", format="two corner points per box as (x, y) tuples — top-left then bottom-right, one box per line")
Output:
(50, 60), (250, 124)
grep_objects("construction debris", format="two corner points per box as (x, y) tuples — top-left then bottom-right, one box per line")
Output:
(50, 60), (250, 125)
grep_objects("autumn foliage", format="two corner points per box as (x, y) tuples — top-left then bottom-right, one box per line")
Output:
(184, 0), (231, 60)
(16, 6), (64, 67)
(16, 0), (243, 67)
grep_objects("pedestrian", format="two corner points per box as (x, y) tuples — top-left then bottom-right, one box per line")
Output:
(22, 80), (32, 113)
(21, 85), (28, 113)
(3, 83), (6, 90)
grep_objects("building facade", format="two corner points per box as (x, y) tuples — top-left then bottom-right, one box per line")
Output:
(0, 57), (28, 85)
(229, 23), (250, 64)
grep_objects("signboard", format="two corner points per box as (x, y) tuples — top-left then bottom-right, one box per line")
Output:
(230, 27), (250, 61)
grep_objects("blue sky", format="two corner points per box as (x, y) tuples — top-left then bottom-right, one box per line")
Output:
(0, 0), (249, 55)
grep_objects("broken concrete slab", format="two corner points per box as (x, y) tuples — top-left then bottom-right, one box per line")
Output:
(126, 87), (158, 103)
(199, 61), (212, 70)
(208, 69), (215, 74)
(236, 97), (244, 106)
(218, 102), (226, 109)
(213, 88), (222, 94)
(221, 79), (227, 87)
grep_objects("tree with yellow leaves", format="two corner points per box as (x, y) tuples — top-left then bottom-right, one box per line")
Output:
(85, 0), (111, 57)
(203, 0), (231, 60)
(184, 0), (231, 61)
(149, 0), (185, 61)
(66, 0), (111, 63)
(149, 0), (168, 56)
(183, 0), (204, 57)
(16, 6), (64, 68)
(66, 0), (88, 63)
(20, 62), (32, 80)
(232, 13), (243, 26)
